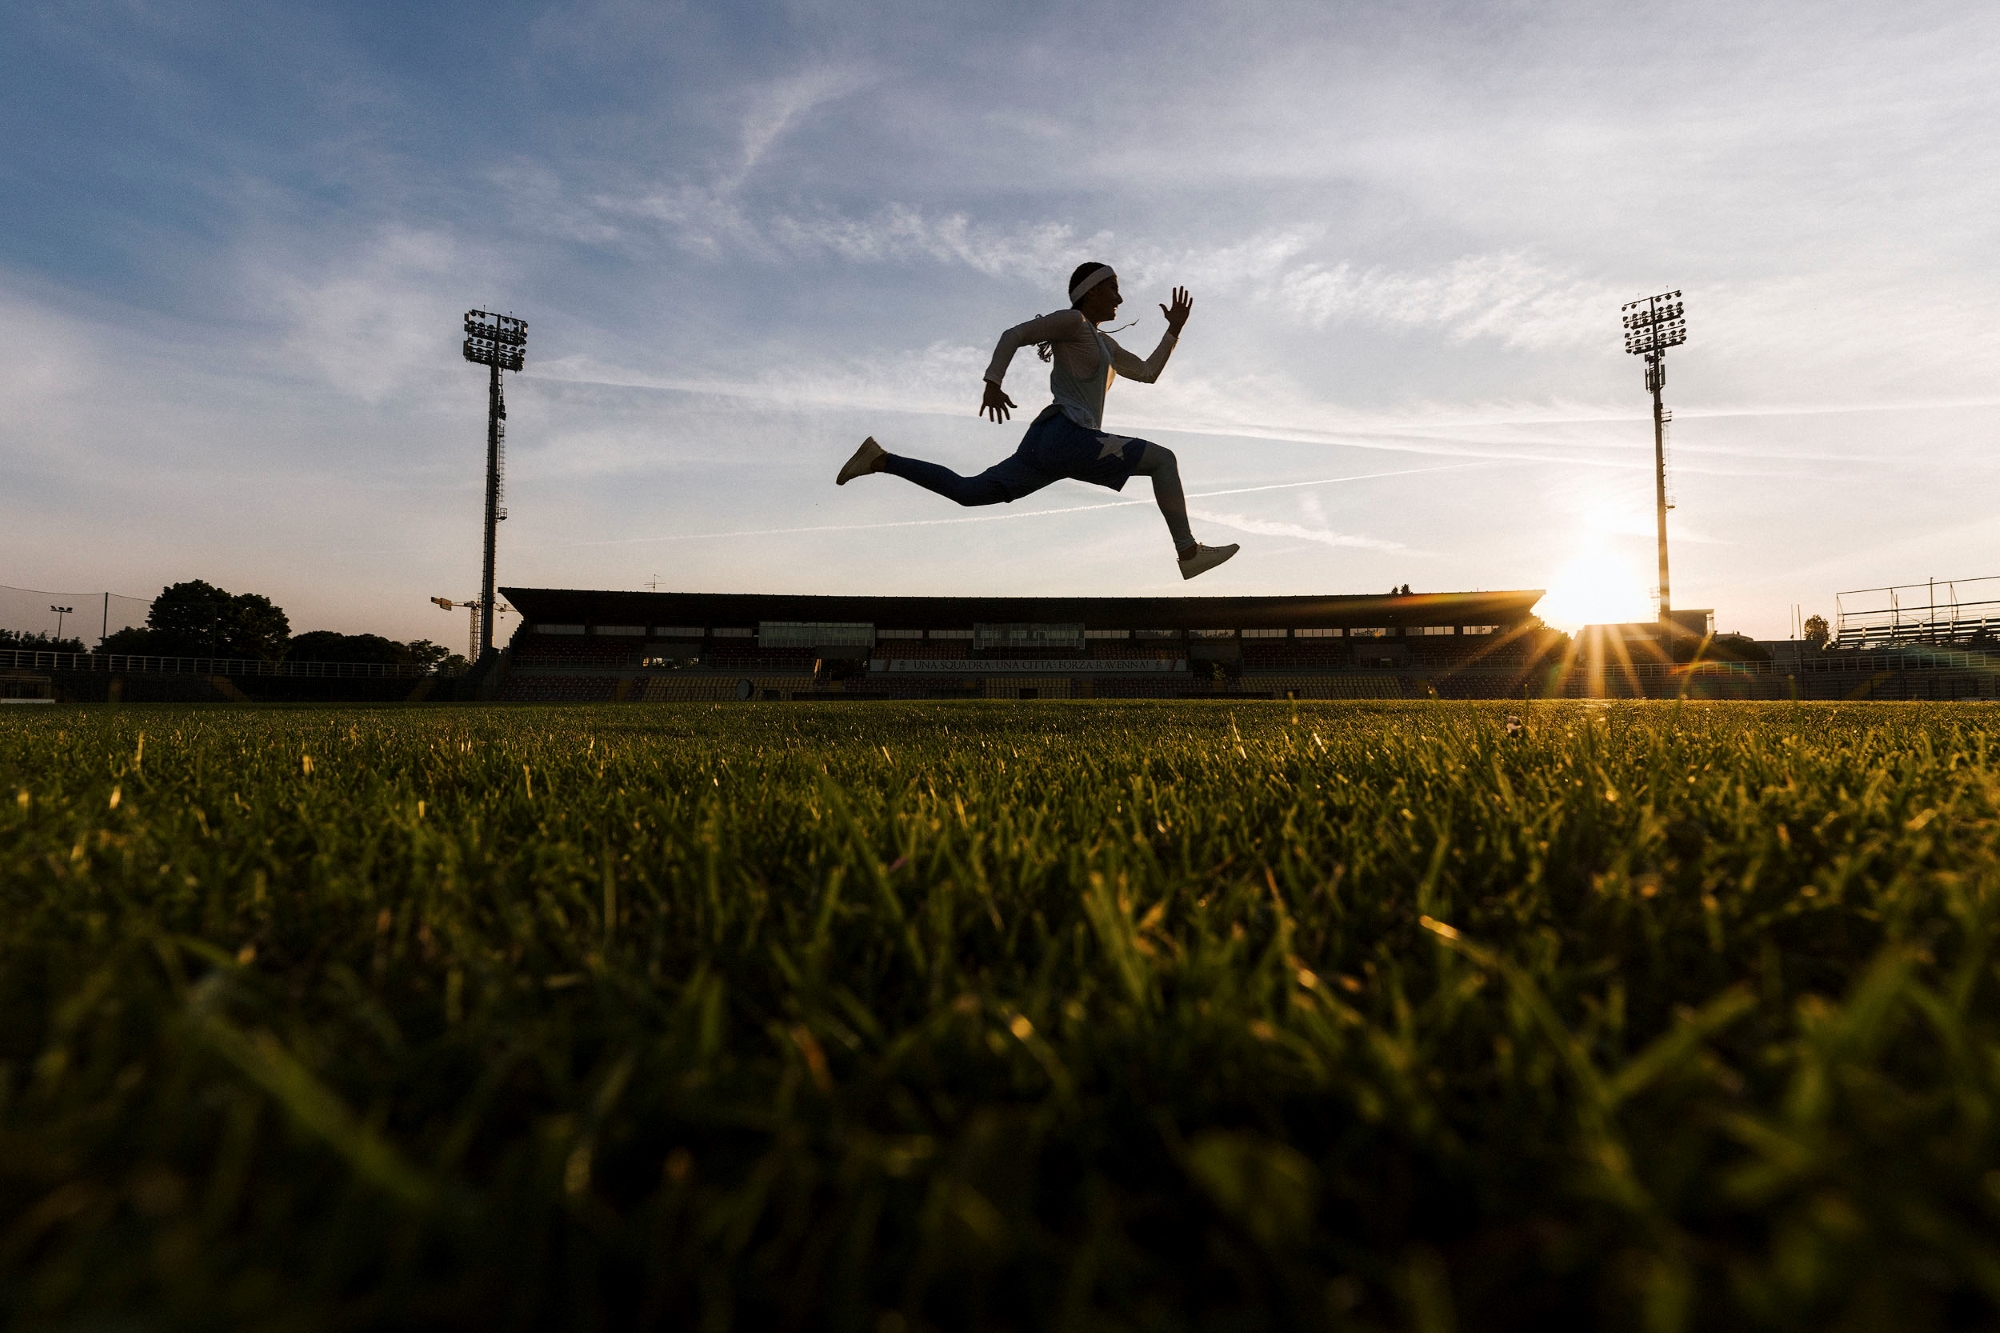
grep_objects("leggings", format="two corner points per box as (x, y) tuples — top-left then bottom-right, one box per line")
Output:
(883, 442), (1196, 552)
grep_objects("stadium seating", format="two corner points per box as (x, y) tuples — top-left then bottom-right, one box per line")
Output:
(498, 674), (622, 702)
(1429, 673), (1530, 699)
(1451, 639), (1532, 668)
(974, 648), (1084, 661)
(707, 647), (816, 672)
(871, 642), (969, 662)
(1241, 642), (1349, 671)
(878, 674), (979, 699)
(1241, 675), (1406, 699)
(640, 674), (814, 701)
(1091, 642), (1184, 660)
(512, 636), (640, 667)
(1093, 677), (1204, 698)
(1406, 639), (1474, 666)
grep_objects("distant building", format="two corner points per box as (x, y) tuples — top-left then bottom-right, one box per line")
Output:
(1576, 610), (1714, 666)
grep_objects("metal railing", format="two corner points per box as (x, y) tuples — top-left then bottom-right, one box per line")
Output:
(1585, 650), (2000, 680)
(1, 649), (456, 679)
(1836, 577), (2000, 648)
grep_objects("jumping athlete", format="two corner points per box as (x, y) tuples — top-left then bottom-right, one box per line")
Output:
(835, 263), (1240, 580)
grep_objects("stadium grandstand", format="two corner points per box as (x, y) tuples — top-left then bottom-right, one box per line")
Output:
(495, 586), (1566, 702)
(8, 581), (1996, 704)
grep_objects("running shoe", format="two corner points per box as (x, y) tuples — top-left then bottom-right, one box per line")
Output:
(837, 437), (888, 485)
(1178, 543), (1240, 580)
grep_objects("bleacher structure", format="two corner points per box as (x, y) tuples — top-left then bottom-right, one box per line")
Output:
(493, 586), (1572, 703)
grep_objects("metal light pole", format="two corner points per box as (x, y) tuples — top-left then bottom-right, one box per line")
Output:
(1621, 290), (1687, 626)
(50, 605), (73, 643)
(462, 310), (527, 660)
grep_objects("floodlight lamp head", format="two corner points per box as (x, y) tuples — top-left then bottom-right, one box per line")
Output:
(462, 308), (529, 371)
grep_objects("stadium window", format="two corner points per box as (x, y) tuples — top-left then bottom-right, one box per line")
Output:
(1414, 626), (1455, 636)
(1084, 629), (1130, 639)
(1294, 628), (1339, 639)
(974, 623), (1084, 652)
(1241, 629), (1287, 639)
(877, 629), (923, 640)
(929, 629), (974, 639)
(712, 627), (755, 638)
(1134, 629), (1182, 639)
(652, 626), (703, 638)
(760, 621), (872, 649)
(1350, 627), (1388, 638)
(535, 624), (586, 635)
(1464, 625), (1500, 635)
(593, 625), (646, 636)
(1188, 628), (1236, 640)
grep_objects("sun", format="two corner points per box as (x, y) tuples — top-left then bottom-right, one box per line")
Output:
(1536, 532), (1655, 631)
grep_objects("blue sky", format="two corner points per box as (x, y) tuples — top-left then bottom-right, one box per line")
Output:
(3, 0), (1997, 642)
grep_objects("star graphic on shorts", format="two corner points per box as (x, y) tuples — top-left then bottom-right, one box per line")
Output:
(1096, 433), (1131, 461)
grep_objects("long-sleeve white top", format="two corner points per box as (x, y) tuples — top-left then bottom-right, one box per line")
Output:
(982, 308), (1178, 431)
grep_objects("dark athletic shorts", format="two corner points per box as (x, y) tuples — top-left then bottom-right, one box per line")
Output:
(983, 405), (1149, 501)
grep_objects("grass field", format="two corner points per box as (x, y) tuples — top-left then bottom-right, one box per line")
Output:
(5, 700), (2000, 1330)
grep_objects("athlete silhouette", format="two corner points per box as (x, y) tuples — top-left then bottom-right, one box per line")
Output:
(836, 263), (1239, 580)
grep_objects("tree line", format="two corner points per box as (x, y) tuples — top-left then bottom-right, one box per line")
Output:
(38, 580), (471, 670)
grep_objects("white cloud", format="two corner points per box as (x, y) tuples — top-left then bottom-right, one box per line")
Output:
(1278, 252), (1620, 348)
(254, 227), (482, 403)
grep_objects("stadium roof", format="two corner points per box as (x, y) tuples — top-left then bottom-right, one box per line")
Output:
(500, 587), (1546, 633)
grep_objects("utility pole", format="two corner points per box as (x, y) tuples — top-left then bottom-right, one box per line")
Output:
(462, 310), (527, 660)
(1622, 290), (1687, 628)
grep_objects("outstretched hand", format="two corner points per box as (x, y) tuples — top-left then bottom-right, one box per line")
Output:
(1161, 285), (1193, 336)
(981, 379), (1018, 423)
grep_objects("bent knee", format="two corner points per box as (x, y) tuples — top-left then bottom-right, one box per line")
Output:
(1137, 443), (1177, 473)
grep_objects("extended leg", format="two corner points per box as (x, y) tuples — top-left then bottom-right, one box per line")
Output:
(1131, 441), (1239, 580)
(1131, 442), (1197, 553)
(880, 450), (1054, 508)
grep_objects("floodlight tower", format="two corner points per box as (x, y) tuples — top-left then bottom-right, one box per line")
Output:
(462, 310), (527, 659)
(1621, 290), (1687, 625)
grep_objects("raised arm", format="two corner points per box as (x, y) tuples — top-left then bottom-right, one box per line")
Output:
(1108, 285), (1192, 384)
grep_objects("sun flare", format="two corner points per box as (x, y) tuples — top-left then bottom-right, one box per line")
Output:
(1536, 534), (1655, 631)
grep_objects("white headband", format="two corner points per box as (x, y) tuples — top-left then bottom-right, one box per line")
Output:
(1068, 265), (1115, 304)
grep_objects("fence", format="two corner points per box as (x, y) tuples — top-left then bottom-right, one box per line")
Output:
(1, 649), (452, 680)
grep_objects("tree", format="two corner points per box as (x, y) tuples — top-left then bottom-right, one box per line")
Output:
(1802, 614), (1830, 649)
(288, 631), (405, 664)
(286, 633), (455, 669)
(0, 629), (85, 654)
(107, 581), (291, 659)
